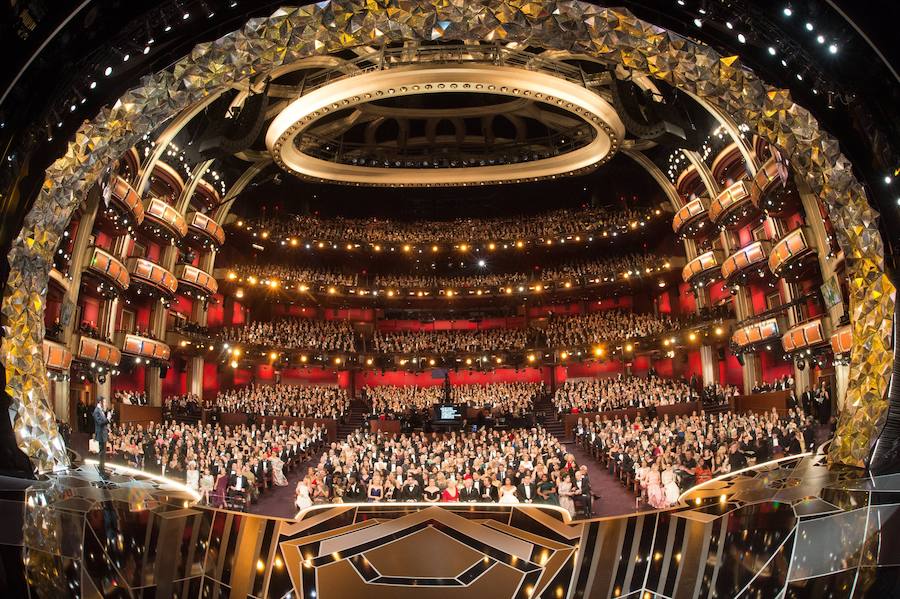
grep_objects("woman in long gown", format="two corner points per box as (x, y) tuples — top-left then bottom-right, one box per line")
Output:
(662, 463), (680, 506)
(423, 477), (441, 503)
(441, 479), (460, 502)
(295, 477), (313, 511)
(557, 473), (576, 517)
(537, 473), (559, 506)
(646, 462), (667, 509)
(270, 454), (288, 487)
(498, 478), (519, 504)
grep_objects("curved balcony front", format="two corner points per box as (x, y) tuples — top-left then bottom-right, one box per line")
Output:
(750, 156), (799, 216)
(708, 179), (758, 229)
(769, 226), (817, 280)
(84, 247), (130, 296)
(721, 240), (771, 285)
(176, 264), (218, 298)
(830, 324), (852, 355)
(117, 332), (171, 362)
(782, 317), (829, 354)
(76, 335), (122, 367)
(126, 257), (178, 298)
(732, 317), (782, 350)
(186, 212), (226, 248)
(43, 340), (73, 372)
(108, 175), (145, 227)
(192, 178), (222, 210)
(142, 198), (188, 241)
(682, 250), (724, 287)
(672, 197), (711, 238)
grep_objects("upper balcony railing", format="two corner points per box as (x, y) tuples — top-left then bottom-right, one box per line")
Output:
(732, 317), (782, 350)
(708, 179), (758, 229)
(750, 155), (798, 216)
(126, 257), (178, 297)
(769, 226), (817, 280)
(672, 197), (711, 238)
(682, 250), (724, 286)
(76, 335), (122, 367)
(115, 332), (171, 362)
(721, 240), (771, 284)
(43, 339), (73, 372)
(186, 212), (225, 248)
(781, 317), (830, 354)
(85, 246), (130, 295)
(176, 264), (218, 298)
(108, 175), (145, 227)
(142, 198), (188, 241)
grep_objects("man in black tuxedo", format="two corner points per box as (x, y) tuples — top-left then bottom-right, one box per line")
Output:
(400, 476), (422, 501)
(574, 467), (592, 516)
(459, 477), (481, 502)
(344, 475), (366, 502)
(92, 397), (109, 471)
(517, 474), (537, 504)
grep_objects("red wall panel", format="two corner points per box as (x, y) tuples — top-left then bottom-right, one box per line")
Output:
(80, 297), (101, 327)
(357, 367), (545, 387)
(112, 366), (145, 393)
(203, 361), (220, 398)
(206, 295), (225, 327)
(377, 318), (524, 332)
(678, 283), (697, 314)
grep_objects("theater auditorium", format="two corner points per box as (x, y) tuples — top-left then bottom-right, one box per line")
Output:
(1, 1), (899, 597)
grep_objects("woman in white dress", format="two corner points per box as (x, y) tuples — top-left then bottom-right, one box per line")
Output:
(295, 477), (313, 511)
(270, 454), (288, 487)
(557, 473), (576, 517)
(662, 463), (680, 506)
(185, 461), (200, 492)
(498, 477), (519, 504)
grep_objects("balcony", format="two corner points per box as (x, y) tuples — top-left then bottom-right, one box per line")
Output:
(116, 332), (171, 362)
(830, 325), (852, 355)
(721, 240), (771, 285)
(186, 212), (226, 248)
(782, 317), (829, 353)
(732, 317), (782, 350)
(83, 247), (130, 297)
(106, 175), (145, 229)
(769, 226), (817, 281)
(126, 258), (177, 298)
(142, 198), (188, 242)
(750, 156), (798, 216)
(176, 264), (218, 298)
(708, 180), (759, 229)
(672, 197), (711, 238)
(192, 179), (222, 210)
(43, 340), (73, 372)
(76, 335), (122, 367)
(682, 250), (724, 287)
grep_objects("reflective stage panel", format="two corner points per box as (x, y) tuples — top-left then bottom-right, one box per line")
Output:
(11, 453), (900, 598)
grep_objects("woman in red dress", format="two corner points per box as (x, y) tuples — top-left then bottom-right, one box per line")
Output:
(441, 479), (460, 502)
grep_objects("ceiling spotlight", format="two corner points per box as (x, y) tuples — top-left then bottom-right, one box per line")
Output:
(104, 66), (113, 76)
(816, 35), (825, 44)
(768, 46), (777, 55)
(726, 22), (733, 29)
(477, 259), (486, 267)
(783, 7), (792, 16)
(89, 81), (97, 89)
(829, 44), (838, 54)
(693, 18), (702, 28)
(884, 175), (892, 184)
(122, 53), (130, 62)
(183, 12), (190, 20)
(805, 22), (814, 31)
(737, 33), (746, 44)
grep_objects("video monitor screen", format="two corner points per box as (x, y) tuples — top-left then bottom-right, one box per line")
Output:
(434, 404), (463, 422)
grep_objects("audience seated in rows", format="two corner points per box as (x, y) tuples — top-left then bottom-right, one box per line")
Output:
(539, 253), (668, 283)
(163, 393), (202, 419)
(116, 390), (148, 406)
(105, 419), (325, 511)
(294, 426), (591, 517)
(751, 375), (795, 394)
(230, 263), (358, 287)
(544, 309), (676, 347)
(576, 407), (816, 509)
(702, 383), (739, 406)
(372, 327), (530, 353)
(363, 382), (542, 419)
(553, 374), (697, 414)
(211, 384), (349, 419)
(248, 205), (661, 245)
(220, 317), (356, 351)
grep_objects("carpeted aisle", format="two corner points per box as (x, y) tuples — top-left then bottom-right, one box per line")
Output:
(569, 443), (645, 519)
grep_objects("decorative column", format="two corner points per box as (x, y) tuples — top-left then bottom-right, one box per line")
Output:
(700, 345), (718, 386)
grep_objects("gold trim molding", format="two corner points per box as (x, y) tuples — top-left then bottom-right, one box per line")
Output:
(1, 0), (891, 470)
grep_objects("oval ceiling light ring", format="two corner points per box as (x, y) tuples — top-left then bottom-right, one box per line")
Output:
(265, 63), (625, 186)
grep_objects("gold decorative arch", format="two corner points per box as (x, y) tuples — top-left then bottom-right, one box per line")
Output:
(2, 0), (892, 470)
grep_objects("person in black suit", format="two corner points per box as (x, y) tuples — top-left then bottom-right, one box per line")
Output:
(399, 476), (422, 501)
(517, 474), (537, 504)
(574, 467), (592, 516)
(92, 398), (109, 471)
(344, 475), (366, 502)
(459, 477), (481, 502)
